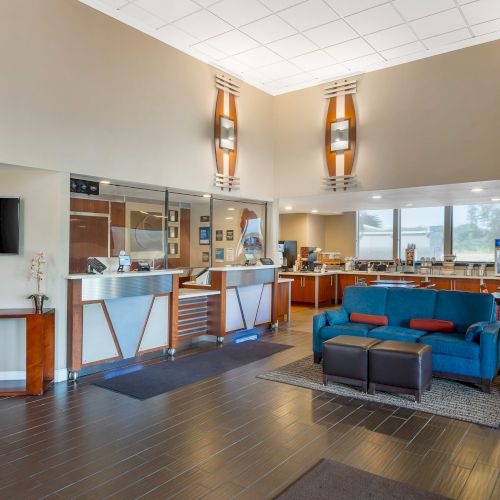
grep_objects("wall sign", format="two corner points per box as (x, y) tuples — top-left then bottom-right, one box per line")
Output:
(214, 74), (240, 191)
(324, 79), (357, 191)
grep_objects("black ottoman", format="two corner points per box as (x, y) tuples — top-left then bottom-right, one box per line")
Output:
(323, 336), (381, 392)
(368, 341), (432, 403)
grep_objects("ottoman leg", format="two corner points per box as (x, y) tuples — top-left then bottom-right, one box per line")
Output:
(368, 383), (375, 396)
(415, 390), (422, 404)
(323, 374), (328, 386)
(362, 381), (367, 393)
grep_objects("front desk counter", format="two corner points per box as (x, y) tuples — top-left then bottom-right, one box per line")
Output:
(182, 265), (291, 343)
(66, 270), (183, 380)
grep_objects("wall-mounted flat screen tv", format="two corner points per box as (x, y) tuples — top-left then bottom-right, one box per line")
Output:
(0, 198), (20, 254)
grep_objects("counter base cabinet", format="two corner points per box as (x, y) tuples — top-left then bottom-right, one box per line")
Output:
(290, 275), (335, 305)
(276, 282), (290, 322)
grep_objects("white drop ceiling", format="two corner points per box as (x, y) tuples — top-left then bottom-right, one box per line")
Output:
(81, 0), (500, 95)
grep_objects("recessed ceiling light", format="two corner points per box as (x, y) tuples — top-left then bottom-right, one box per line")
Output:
(311, 209), (318, 213)
(406, 203), (413, 207)
(203, 194), (211, 198)
(372, 195), (382, 200)
(492, 197), (500, 202)
(225, 217), (233, 220)
(227, 207), (235, 211)
(285, 206), (293, 210)
(100, 180), (111, 184)
(471, 188), (483, 192)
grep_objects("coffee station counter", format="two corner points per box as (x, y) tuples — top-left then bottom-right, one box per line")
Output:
(280, 270), (500, 308)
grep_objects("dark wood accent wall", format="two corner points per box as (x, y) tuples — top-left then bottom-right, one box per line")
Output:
(70, 198), (109, 214)
(70, 214), (109, 273)
(110, 201), (125, 257)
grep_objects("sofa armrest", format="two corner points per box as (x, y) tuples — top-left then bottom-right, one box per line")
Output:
(313, 313), (327, 354)
(480, 322), (500, 380)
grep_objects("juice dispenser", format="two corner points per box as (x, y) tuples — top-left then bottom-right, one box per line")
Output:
(495, 239), (500, 276)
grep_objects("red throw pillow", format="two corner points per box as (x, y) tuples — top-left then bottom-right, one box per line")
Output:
(410, 318), (454, 333)
(350, 312), (388, 326)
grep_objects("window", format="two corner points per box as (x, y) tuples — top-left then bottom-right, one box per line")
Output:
(400, 207), (445, 260)
(357, 209), (394, 259)
(452, 203), (500, 261)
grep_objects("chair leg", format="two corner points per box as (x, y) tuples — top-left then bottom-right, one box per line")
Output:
(314, 352), (322, 364)
(480, 379), (492, 394)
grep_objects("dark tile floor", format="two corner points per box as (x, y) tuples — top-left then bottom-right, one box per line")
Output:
(0, 306), (499, 499)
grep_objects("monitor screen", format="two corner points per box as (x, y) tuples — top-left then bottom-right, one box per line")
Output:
(0, 198), (20, 254)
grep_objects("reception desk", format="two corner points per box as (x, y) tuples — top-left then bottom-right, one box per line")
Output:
(183, 265), (288, 342)
(66, 270), (182, 379)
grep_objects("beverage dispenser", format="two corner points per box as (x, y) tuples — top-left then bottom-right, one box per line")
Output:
(495, 239), (500, 276)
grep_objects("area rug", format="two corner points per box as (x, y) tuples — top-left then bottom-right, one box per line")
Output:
(258, 356), (500, 428)
(94, 341), (292, 400)
(274, 459), (446, 499)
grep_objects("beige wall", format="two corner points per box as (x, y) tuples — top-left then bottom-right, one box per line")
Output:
(279, 214), (325, 250)
(324, 212), (357, 258)
(274, 40), (500, 199)
(0, 165), (69, 377)
(0, 0), (275, 201)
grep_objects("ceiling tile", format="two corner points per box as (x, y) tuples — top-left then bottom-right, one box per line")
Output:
(365, 24), (417, 51)
(345, 4), (403, 35)
(268, 34), (318, 58)
(325, 0), (387, 17)
(235, 46), (283, 67)
(240, 15), (297, 44)
(278, 0), (338, 31)
(193, 0), (220, 6)
(190, 41), (227, 60)
(324, 37), (374, 61)
(254, 60), (301, 79)
(461, 0), (500, 25)
(173, 9), (232, 39)
(259, 0), (304, 12)
(410, 9), (466, 39)
(100, 0), (128, 8)
(392, 0), (455, 21)
(271, 72), (317, 86)
(471, 17), (500, 36)
(208, 0), (271, 27)
(206, 30), (260, 55)
(217, 56), (250, 75)
(304, 19), (357, 47)
(156, 24), (199, 46)
(119, 3), (165, 29)
(290, 50), (336, 70)
(308, 63), (349, 80)
(381, 40), (425, 59)
(344, 52), (385, 70)
(134, 0), (201, 23)
(423, 28), (471, 49)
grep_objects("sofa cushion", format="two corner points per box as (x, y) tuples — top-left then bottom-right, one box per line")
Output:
(385, 288), (437, 327)
(342, 286), (388, 316)
(465, 321), (489, 342)
(368, 326), (428, 343)
(419, 332), (480, 360)
(350, 312), (388, 326)
(410, 318), (454, 333)
(326, 308), (349, 326)
(434, 291), (495, 333)
(320, 322), (376, 341)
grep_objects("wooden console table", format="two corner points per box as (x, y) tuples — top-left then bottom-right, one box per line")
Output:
(0, 309), (55, 396)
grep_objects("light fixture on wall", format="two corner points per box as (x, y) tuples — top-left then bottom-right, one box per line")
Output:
(330, 119), (350, 152)
(227, 207), (235, 211)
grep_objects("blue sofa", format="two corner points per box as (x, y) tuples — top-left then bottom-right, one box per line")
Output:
(313, 286), (499, 392)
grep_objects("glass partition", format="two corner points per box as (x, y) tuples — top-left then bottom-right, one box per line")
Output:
(211, 198), (267, 266)
(400, 206), (445, 260)
(69, 183), (167, 273)
(166, 191), (211, 270)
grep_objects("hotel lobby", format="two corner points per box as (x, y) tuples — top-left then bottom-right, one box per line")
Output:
(0, 0), (499, 498)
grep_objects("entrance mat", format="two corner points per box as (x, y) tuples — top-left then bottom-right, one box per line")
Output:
(94, 341), (292, 400)
(258, 356), (500, 428)
(274, 459), (446, 499)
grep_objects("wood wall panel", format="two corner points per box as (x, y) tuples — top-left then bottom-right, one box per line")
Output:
(70, 198), (109, 214)
(110, 202), (125, 257)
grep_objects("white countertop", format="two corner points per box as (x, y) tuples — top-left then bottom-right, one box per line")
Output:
(210, 265), (280, 272)
(67, 269), (184, 280)
(279, 270), (500, 280)
(179, 288), (220, 298)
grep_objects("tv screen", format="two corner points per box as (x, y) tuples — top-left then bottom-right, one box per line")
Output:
(0, 198), (20, 254)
